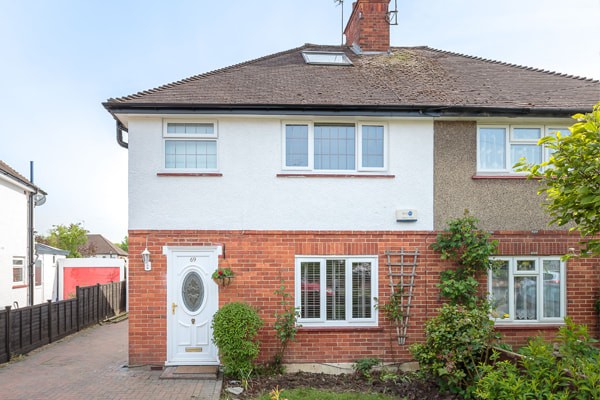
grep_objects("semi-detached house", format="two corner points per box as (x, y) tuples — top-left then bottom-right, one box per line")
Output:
(103, 0), (600, 370)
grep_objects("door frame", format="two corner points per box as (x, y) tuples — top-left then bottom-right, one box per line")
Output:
(163, 245), (222, 366)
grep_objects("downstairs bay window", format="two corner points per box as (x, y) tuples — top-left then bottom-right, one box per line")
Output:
(489, 257), (566, 323)
(295, 256), (378, 327)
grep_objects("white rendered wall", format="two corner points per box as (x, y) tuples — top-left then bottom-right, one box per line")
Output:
(127, 115), (434, 232)
(0, 178), (29, 308)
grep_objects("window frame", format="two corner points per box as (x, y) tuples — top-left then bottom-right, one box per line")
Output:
(12, 256), (25, 284)
(488, 256), (566, 324)
(35, 259), (42, 286)
(477, 125), (569, 174)
(294, 255), (379, 327)
(282, 121), (388, 173)
(162, 120), (219, 172)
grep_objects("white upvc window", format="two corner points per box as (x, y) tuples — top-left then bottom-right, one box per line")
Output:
(477, 125), (569, 173)
(163, 121), (218, 170)
(282, 122), (387, 172)
(488, 256), (566, 323)
(13, 257), (25, 284)
(295, 256), (378, 327)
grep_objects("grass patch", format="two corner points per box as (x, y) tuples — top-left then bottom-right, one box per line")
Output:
(255, 387), (395, 400)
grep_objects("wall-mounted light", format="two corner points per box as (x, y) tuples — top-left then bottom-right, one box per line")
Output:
(142, 247), (151, 271)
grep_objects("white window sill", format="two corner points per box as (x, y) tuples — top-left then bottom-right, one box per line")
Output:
(297, 324), (382, 332)
(472, 174), (538, 180)
(493, 321), (566, 329)
(277, 173), (395, 179)
(157, 172), (222, 177)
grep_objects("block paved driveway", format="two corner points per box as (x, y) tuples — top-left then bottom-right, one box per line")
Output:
(0, 319), (222, 400)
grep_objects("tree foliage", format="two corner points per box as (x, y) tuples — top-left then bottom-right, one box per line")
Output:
(516, 102), (600, 256)
(43, 222), (89, 258)
(116, 236), (128, 252)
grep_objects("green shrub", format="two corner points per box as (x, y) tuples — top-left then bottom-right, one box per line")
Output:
(273, 282), (300, 368)
(475, 318), (600, 399)
(353, 358), (381, 381)
(410, 302), (497, 398)
(211, 302), (263, 378)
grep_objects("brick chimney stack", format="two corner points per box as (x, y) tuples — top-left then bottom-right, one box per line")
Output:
(344, 0), (391, 53)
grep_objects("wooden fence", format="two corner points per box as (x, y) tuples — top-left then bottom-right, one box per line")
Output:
(0, 280), (126, 363)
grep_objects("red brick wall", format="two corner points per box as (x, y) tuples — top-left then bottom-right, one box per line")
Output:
(344, 0), (390, 52)
(127, 229), (600, 366)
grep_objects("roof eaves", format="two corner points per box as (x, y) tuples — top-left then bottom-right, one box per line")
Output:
(102, 103), (591, 118)
(0, 160), (46, 194)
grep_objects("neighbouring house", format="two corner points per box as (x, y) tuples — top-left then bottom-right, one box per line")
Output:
(80, 233), (128, 261)
(103, 0), (600, 370)
(0, 160), (47, 308)
(57, 257), (126, 300)
(35, 243), (69, 302)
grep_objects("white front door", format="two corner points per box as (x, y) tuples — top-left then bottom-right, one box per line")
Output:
(165, 246), (220, 366)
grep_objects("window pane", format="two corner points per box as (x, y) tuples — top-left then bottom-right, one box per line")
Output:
(512, 128), (541, 141)
(13, 268), (22, 282)
(362, 125), (384, 168)
(165, 140), (216, 169)
(511, 144), (541, 168)
(490, 260), (509, 316)
(514, 276), (537, 320)
(35, 260), (42, 286)
(300, 262), (321, 319)
(516, 259), (536, 272)
(314, 125), (355, 170)
(546, 128), (569, 160)
(326, 259), (346, 320)
(286, 125), (308, 167)
(543, 260), (561, 318)
(479, 128), (506, 170)
(167, 123), (214, 135)
(352, 262), (372, 318)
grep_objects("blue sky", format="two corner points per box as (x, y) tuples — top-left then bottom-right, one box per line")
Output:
(1, 0), (599, 243)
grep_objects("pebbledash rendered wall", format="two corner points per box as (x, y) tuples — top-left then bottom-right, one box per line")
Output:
(127, 229), (600, 367)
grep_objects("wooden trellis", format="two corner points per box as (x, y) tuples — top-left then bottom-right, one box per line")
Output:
(385, 249), (419, 345)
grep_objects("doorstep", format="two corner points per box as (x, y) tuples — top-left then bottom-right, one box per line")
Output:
(160, 365), (220, 380)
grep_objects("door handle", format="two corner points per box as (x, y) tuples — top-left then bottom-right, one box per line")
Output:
(172, 303), (177, 315)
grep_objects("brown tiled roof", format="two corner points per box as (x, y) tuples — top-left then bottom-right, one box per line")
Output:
(0, 160), (46, 194)
(104, 44), (600, 116)
(81, 234), (128, 257)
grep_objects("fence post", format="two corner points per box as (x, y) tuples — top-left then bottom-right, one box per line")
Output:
(4, 306), (12, 362)
(96, 283), (101, 323)
(47, 300), (53, 343)
(76, 286), (81, 332)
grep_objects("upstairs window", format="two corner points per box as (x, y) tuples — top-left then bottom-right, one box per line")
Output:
(488, 256), (565, 323)
(163, 121), (218, 170)
(295, 256), (378, 327)
(283, 122), (387, 172)
(477, 125), (568, 173)
(13, 257), (25, 284)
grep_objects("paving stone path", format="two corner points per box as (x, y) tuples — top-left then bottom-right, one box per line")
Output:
(0, 319), (222, 400)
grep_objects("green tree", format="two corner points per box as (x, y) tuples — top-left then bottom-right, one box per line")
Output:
(116, 236), (128, 252)
(44, 223), (89, 258)
(516, 102), (600, 256)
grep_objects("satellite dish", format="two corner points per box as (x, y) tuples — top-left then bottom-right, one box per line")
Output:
(34, 193), (46, 207)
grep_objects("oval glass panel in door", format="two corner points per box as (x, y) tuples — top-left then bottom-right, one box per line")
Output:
(182, 271), (204, 312)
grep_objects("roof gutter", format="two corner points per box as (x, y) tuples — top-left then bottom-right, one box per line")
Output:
(116, 121), (128, 149)
(103, 102), (588, 119)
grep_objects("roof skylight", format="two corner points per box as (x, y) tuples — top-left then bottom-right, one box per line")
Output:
(302, 51), (352, 66)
